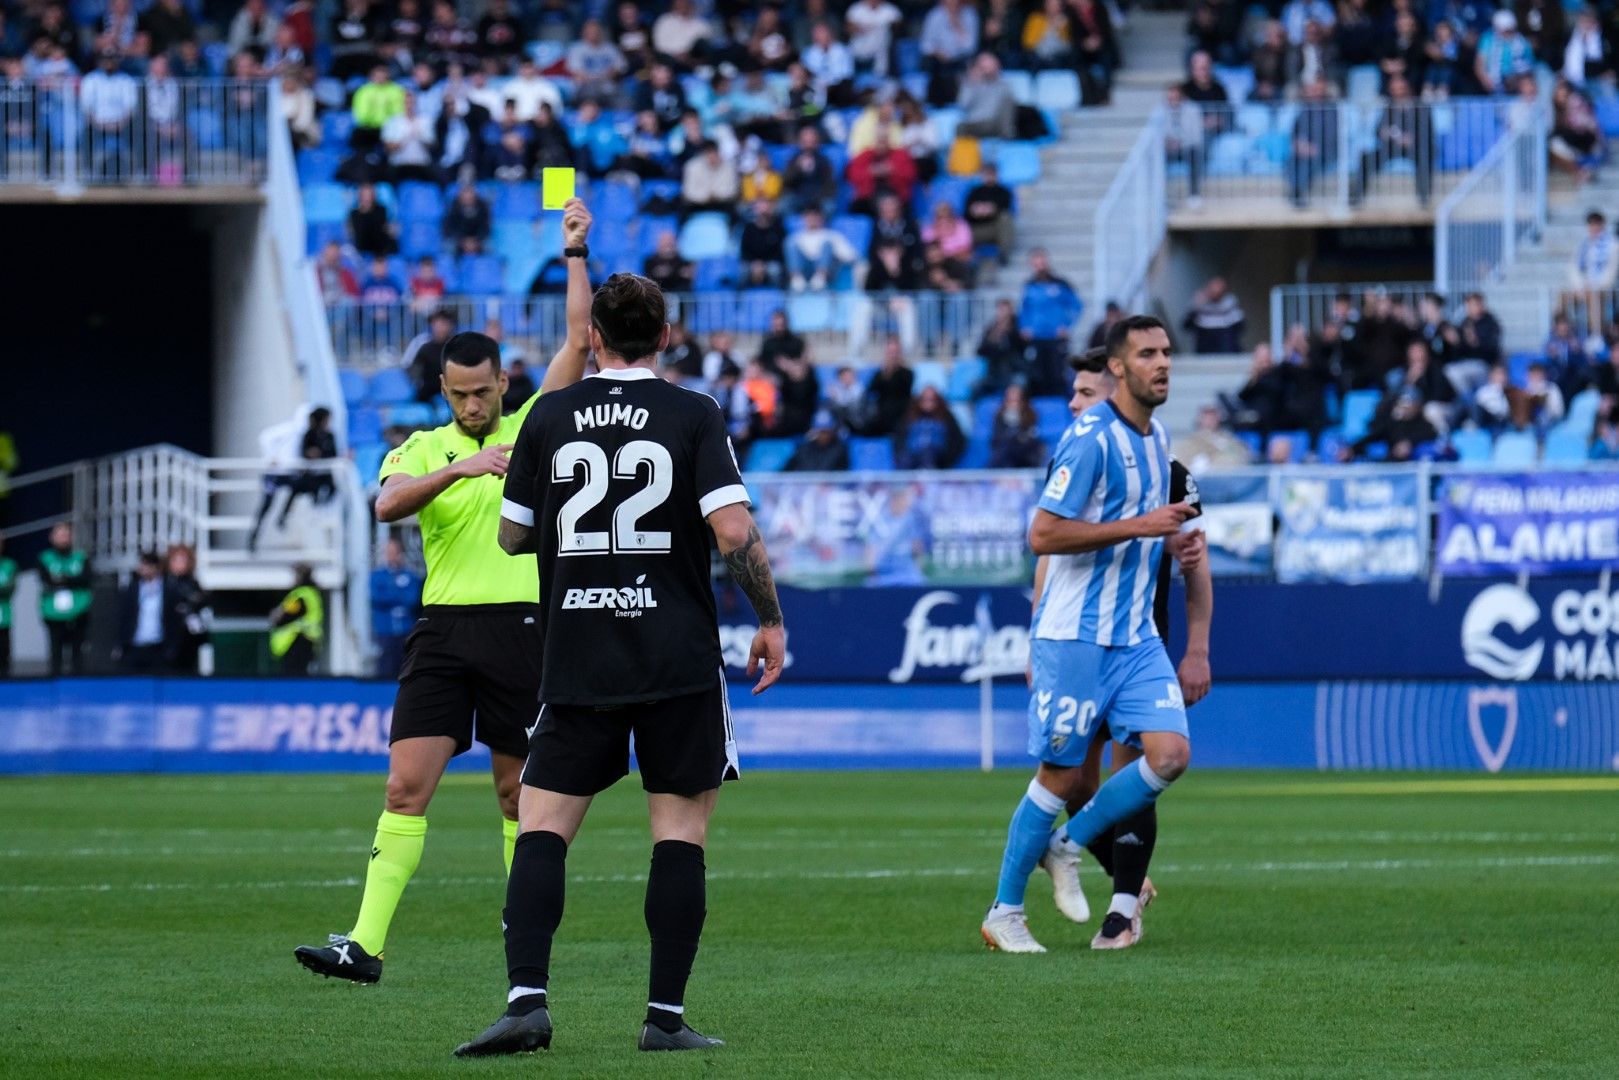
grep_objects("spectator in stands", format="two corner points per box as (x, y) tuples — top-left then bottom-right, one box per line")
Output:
(270, 565), (323, 675)
(635, 63), (688, 132)
(530, 103), (577, 172)
(612, 1), (653, 74)
(848, 133), (918, 213)
(381, 91), (436, 183)
(773, 354), (823, 437)
(164, 544), (207, 675)
(567, 18), (629, 105)
(651, 0), (713, 71)
(1350, 74), (1432, 207)
(1164, 83), (1206, 205)
(1592, 416), (1619, 459)
(1068, 0), (1118, 104)
(140, 0), (197, 59)
(380, 0), (423, 74)
(1563, 8), (1612, 89)
(475, 0), (523, 62)
(681, 140), (739, 217)
(1416, 293), (1459, 372)
(1177, 404), (1256, 470)
(786, 205), (858, 291)
(1594, 326), (1619, 407)
(1345, 341), (1451, 458)
(404, 308), (456, 401)
(1087, 301), (1123, 351)
(895, 385), (966, 468)
(228, 0), (279, 56)
(1249, 21), (1289, 103)
(740, 144), (784, 204)
(963, 162), (1014, 262)
(825, 365), (866, 428)
(116, 551), (177, 673)
(786, 410), (851, 471)
(1422, 20), (1463, 99)
(347, 182), (397, 257)
(1564, 210), (1617, 336)
(1543, 313), (1591, 397)
(1475, 11), (1535, 94)
(360, 255), (403, 305)
(1225, 343), (1298, 439)
(1022, 0), (1075, 71)
(848, 97), (904, 157)
(850, 336), (916, 437)
(783, 124), (837, 213)
(973, 298), (1030, 397)
(1332, 0), (1377, 70)
(1281, 0), (1334, 46)
(956, 52), (1016, 139)
(434, 80), (492, 181)
(803, 20), (856, 106)
(408, 256), (446, 311)
(612, 109), (674, 179)
(1379, 11), (1427, 89)
(1549, 79), (1603, 183)
(846, 0), (904, 77)
(739, 359), (781, 437)
(896, 93), (939, 182)
(1019, 248), (1082, 396)
(442, 182), (490, 255)
(264, 24), (308, 75)
(1186, 0), (1244, 66)
(703, 331), (744, 387)
(281, 66), (321, 152)
(661, 320), (703, 385)
(423, 0), (477, 70)
(1290, 19), (1340, 95)
(759, 310), (807, 374)
(923, 201), (974, 292)
(507, 58), (563, 123)
(643, 230), (694, 294)
(351, 63), (405, 152)
(38, 522), (91, 676)
(370, 537), (423, 679)
(865, 192), (926, 312)
(1456, 291), (1503, 368)
(988, 385), (1045, 468)
(1473, 363), (1514, 433)
(1180, 51), (1230, 139)
(723, 68), (794, 144)
(747, 6), (794, 72)
(1520, 0), (1567, 68)
(79, 48), (136, 180)
(920, 0), (980, 104)
(1515, 361), (1567, 435)
(740, 199), (788, 288)
(1287, 78), (1339, 208)
(317, 241), (360, 303)
(1183, 277), (1245, 353)
(502, 358), (536, 411)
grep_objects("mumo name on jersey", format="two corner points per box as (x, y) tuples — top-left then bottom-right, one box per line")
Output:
(575, 403), (651, 432)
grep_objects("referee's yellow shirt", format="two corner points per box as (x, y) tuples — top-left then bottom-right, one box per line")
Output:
(379, 394), (540, 607)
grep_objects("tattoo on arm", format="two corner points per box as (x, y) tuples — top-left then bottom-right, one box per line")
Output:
(498, 517), (536, 556)
(722, 524), (783, 628)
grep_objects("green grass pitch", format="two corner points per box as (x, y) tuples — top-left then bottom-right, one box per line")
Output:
(2, 770), (1617, 1078)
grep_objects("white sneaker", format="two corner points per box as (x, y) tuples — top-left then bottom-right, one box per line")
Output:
(1039, 847), (1091, 923)
(980, 907), (1047, 953)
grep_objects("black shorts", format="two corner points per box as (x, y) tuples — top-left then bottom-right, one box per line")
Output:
(389, 604), (543, 759)
(520, 676), (739, 797)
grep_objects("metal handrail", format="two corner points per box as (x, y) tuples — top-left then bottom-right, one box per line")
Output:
(1434, 99), (1550, 293)
(1094, 107), (1167, 316)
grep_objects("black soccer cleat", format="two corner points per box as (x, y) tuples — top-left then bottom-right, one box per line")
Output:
(638, 1022), (725, 1052)
(293, 934), (383, 984)
(453, 1009), (554, 1057)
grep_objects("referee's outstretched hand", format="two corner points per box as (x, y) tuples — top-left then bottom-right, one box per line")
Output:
(562, 197), (592, 246)
(747, 624), (786, 695)
(456, 443), (514, 479)
(1135, 502), (1197, 538)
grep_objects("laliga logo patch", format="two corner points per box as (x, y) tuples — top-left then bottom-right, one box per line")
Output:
(1460, 584), (1544, 681)
(1043, 466), (1072, 501)
(1466, 686), (1518, 773)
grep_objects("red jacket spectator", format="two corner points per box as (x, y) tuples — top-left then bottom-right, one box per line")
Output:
(847, 140), (918, 203)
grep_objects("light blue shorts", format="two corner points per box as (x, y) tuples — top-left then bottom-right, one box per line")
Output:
(1026, 638), (1190, 766)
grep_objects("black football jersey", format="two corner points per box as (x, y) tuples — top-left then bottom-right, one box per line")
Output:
(1153, 458), (1203, 641)
(501, 367), (750, 706)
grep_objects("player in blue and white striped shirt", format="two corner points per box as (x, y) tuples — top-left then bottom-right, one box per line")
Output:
(982, 316), (1197, 954)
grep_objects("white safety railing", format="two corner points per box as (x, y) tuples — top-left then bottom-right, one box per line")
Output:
(0, 77), (268, 189)
(1434, 99), (1549, 293)
(1094, 108), (1167, 314)
(328, 289), (1008, 368)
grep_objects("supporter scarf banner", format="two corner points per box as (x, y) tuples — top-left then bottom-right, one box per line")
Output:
(1274, 470), (1425, 584)
(1436, 472), (1619, 576)
(1192, 472), (1274, 576)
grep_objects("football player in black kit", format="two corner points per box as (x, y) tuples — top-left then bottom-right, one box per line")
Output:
(454, 272), (787, 1057)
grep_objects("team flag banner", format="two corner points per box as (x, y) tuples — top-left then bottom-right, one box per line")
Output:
(1274, 470), (1425, 584)
(1436, 472), (1619, 576)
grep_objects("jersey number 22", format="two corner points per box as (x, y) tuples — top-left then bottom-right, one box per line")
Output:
(553, 440), (673, 555)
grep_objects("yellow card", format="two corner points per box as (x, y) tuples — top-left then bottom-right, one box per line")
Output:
(541, 167), (575, 210)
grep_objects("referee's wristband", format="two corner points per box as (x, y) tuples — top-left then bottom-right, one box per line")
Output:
(563, 245), (589, 259)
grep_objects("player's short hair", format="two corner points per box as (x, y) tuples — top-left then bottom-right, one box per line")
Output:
(592, 273), (668, 362)
(1069, 348), (1109, 373)
(443, 331), (502, 372)
(1104, 315), (1171, 360)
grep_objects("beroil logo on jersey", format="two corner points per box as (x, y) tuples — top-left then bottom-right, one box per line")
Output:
(561, 574), (658, 617)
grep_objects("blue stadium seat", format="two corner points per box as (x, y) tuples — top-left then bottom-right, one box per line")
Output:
(746, 438), (798, 473)
(1340, 389), (1382, 442)
(946, 357), (986, 401)
(397, 181), (444, 223)
(306, 221), (346, 254)
(458, 255), (506, 296)
(849, 437), (896, 472)
(1206, 132), (1254, 176)
(494, 182), (541, 222)
(679, 213), (733, 261)
(348, 406), (383, 445)
(994, 142), (1042, 186)
(1267, 431), (1310, 462)
(1234, 430), (1263, 458)
(830, 213), (873, 254)
(367, 368), (414, 405)
(924, 176), (972, 216)
(639, 215), (680, 256)
(734, 290), (787, 333)
(1507, 351), (1538, 387)
(1214, 65), (1254, 104)
(296, 148), (342, 185)
(1543, 430), (1588, 463)
(912, 360), (949, 395)
(1002, 70), (1034, 104)
(900, 73), (929, 103)
(1596, 93), (1619, 137)
(972, 396), (1000, 437)
(1236, 104), (1274, 137)
(1450, 428), (1492, 464)
(339, 368), (369, 407)
(1032, 397), (1072, 443)
(1346, 65), (1382, 102)
(1315, 427), (1350, 462)
(1568, 388), (1601, 429)
(400, 220), (442, 260)
(303, 183), (351, 225)
(958, 437), (991, 469)
(1492, 431), (1538, 466)
(894, 37), (923, 77)
(1033, 70), (1081, 112)
(785, 292), (836, 332)
(694, 256), (740, 291)
(321, 111), (355, 145)
(930, 106), (962, 148)
(597, 179), (639, 220)
(385, 403), (436, 428)
(640, 179), (682, 209)
(354, 442), (387, 487)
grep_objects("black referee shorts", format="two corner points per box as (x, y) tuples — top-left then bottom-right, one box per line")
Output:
(389, 603), (543, 759)
(521, 674), (740, 797)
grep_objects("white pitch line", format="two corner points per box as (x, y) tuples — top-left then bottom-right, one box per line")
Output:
(1, 853), (1615, 895)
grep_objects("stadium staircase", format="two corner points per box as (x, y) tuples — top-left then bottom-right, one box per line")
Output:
(1010, 12), (1184, 336)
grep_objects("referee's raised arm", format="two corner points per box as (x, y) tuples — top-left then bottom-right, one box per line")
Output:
(538, 198), (596, 395)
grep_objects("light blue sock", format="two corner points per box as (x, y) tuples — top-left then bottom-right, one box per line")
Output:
(993, 779), (1066, 909)
(1057, 758), (1170, 852)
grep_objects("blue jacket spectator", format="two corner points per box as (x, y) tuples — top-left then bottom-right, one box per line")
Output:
(370, 539), (423, 678)
(894, 386), (966, 468)
(1019, 248), (1081, 395)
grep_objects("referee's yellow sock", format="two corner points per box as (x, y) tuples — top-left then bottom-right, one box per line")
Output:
(502, 818), (519, 876)
(349, 811), (427, 956)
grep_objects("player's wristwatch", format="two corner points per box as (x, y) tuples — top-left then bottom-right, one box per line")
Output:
(563, 245), (589, 259)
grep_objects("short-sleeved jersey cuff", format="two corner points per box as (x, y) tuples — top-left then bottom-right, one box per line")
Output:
(1036, 499), (1078, 520)
(500, 498), (535, 527)
(698, 484), (751, 517)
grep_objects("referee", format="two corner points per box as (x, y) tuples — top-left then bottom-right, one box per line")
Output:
(293, 199), (596, 984)
(454, 273), (787, 1056)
